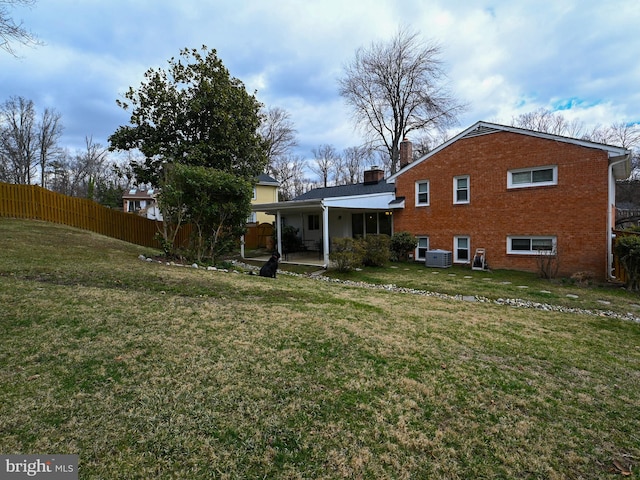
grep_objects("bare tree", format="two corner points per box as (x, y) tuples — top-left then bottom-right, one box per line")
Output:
(511, 108), (585, 137)
(37, 107), (62, 187)
(49, 136), (109, 198)
(335, 145), (372, 185)
(270, 154), (307, 201)
(0, 96), (37, 183)
(259, 106), (298, 173)
(310, 144), (339, 187)
(1, 0), (41, 56)
(339, 27), (464, 174)
(512, 109), (640, 173)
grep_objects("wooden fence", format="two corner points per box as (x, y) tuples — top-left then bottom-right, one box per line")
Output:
(0, 183), (191, 249)
(612, 229), (640, 285)
(0, 183), (271, 251)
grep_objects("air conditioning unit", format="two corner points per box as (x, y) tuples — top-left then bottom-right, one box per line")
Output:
(425, 249), (452, 268)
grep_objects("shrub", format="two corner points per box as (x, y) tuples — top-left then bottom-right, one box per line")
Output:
(329, 237), (364, 272)
(361, 234), (391, 267)
(390, 231), (418, 262)
(615, 234), (640, 290)
(536, 248), (560, 279)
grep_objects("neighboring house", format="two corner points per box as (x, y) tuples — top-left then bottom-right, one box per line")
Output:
(250, 173), (280, 224)
(122, 173), (279, 225)
(122, 188), (162, 221)
(253, 121), (631, 280)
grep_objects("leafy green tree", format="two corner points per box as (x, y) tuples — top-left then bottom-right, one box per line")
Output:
(159, 163), (252, 263)
(108, 46), (267, 186)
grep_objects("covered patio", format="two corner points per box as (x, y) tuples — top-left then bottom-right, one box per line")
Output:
(247, 168), (401, 268)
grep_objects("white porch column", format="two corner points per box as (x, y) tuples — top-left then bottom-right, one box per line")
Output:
(276, 210), (283, 255)
(322, 203), (329, 267)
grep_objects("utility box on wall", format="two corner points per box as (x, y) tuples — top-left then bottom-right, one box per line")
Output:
(425, 250), (453, 268)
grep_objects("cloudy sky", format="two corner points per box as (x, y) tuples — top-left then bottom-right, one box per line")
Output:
(1, 0), (639, 165)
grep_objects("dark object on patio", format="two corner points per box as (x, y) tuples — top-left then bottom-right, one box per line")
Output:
(259, 251), (281, 278)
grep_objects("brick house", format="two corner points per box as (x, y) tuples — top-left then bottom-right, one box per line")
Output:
(387, 121), (631, 280)
(252, 121), (631, 279)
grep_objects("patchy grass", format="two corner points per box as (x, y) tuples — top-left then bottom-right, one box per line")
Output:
(1, 218), (639, 479)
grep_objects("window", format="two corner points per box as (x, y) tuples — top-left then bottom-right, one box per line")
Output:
(352, 214), (364, 238)
(454, 236), (470, 263)
(508, 166), (557, 188)
(379, 212), (393, 236)
(252, 187), (257, 200)
(247, 212), (257, 223)
(351, 212), (393, 237)
(415, 237), (429, 261)
(308, 214), (320, 231)
(416, 181), (429, 206)
(507, 236), (556, 255)
(454, 175), (470, 204)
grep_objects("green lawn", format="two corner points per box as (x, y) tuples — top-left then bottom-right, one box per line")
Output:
(1, 219), (638, 479)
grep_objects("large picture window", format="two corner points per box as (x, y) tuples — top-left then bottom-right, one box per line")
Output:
(352, 212), (393, 237)
(508, 166), (557, 189)
(507, 236), (556, 255)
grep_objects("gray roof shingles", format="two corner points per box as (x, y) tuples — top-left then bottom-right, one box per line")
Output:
(293, 180), (395, 201)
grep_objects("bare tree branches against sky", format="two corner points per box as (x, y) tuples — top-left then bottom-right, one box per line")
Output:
(1, 0), (639, 163)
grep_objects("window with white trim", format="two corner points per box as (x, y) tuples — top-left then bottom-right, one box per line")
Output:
(454, 236), (470, 263)
(507, 236), (556, 255)
(415, 180), (429, 206)
(415, 237), (429, 261)
(508, 166), (557, 188)
(252, 186), (257, 200)
(454, 175), (470, 204)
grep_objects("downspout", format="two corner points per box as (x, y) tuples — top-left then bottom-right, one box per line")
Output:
(607, 154), (631, 280)
(322, 202), (330, 268)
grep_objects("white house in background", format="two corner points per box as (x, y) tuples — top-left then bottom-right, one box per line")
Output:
(122, 188), (162, 221)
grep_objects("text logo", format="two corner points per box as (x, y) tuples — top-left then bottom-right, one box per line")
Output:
(0, 455), (78, 479)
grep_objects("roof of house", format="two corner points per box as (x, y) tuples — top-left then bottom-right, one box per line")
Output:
(387, 121), (632, 182)
(122, 188), (156, 200)
(293, 179), (395, 201)
(257, 173), (279, 186)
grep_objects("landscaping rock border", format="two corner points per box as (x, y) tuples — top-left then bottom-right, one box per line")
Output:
(139, 256), (640, 324)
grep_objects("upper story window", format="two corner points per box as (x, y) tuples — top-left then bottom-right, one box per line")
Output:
(454, 175), (470, 204)
(252, 187), (257, 200)
(508, 165), (557, 189)
(416, 180), (429, 206)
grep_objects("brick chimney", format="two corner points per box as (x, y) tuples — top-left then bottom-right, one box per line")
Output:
(399, 137), (413, 169)
(363, 166), (384, 184)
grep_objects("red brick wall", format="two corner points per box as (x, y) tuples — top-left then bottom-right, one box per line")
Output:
(393, 131), (611, 279)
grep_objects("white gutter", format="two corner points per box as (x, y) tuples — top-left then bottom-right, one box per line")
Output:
(608, 153), (632, 280)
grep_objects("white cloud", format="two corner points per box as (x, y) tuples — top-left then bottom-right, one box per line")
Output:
(1, 0), (639, 159)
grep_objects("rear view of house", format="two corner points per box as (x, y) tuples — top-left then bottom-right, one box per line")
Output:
(388, 122), (631, 280)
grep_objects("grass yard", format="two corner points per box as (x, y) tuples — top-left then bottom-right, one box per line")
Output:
(1, 218), (639, 479)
